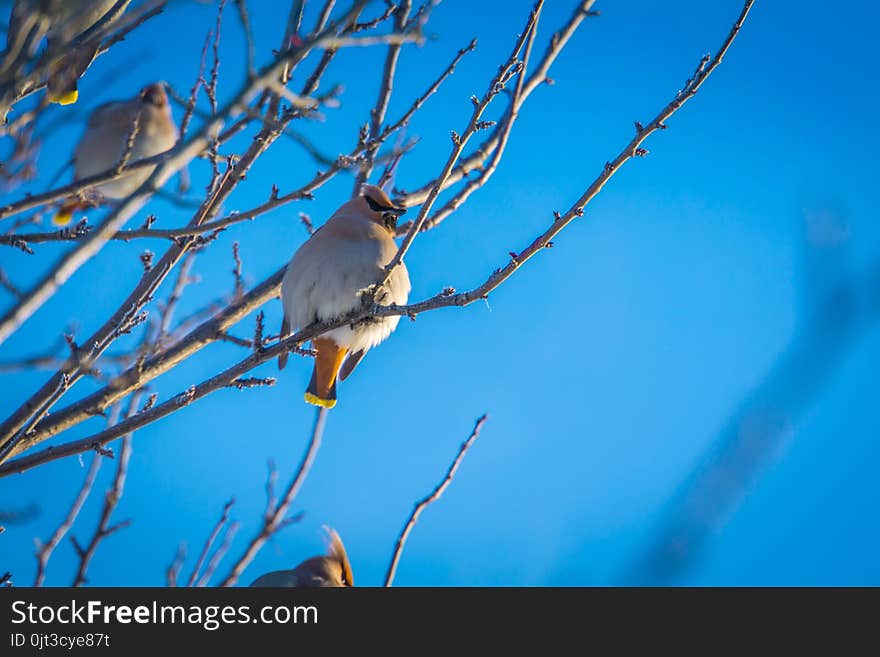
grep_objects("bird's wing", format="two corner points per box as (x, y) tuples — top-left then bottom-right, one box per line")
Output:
(338, 349), (367, 382)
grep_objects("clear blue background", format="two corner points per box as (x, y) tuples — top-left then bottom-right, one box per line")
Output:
(1, 0), (878, 586)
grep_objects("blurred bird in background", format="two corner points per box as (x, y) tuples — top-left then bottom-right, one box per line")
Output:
(279, 184), (410, 409)
(249, 529), (354, 588)
(5, 0), (126, 105)
(53, 81), (177, 225)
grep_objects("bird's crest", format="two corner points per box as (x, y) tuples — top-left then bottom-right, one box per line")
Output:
(324, 527), (354, 587)
(360, 184), (396, 211)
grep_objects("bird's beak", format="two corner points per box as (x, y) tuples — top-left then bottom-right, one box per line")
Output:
(389, 206), (407, 217)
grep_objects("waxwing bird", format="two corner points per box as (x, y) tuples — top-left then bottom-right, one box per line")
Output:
(7, 0), (125, 105)
(54, 82), (177, 225)
(279, 184), (410, 409)
(249, 529), (354, 588)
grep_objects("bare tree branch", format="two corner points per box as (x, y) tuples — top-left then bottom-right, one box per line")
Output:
(195, 518), (239, 587)
(625, 247), (880, 584)
(385, 414), (488, 586)
(0, 268), (24, 300)
(0, 28), (463, 459)
(0, 32), (477, 251)
(70, 395), (140, 587)
(186, 498), (235, 587)
(217, 407), (326, 586)
(353, 0), (412, 191)
(379, 0), (544, 289)
(395, 0), (600, 210)
(0, 35), (478, 248)
(411, 8), (541, 232)
(0, 1), (415, 346)
(33, 453), (103, 586)
(0, 2), (755, 487)
(0, 166), (239, 460)
(234, 0), (257, 78)
(0, 1), (411, 456)
(0, 269), (287, 466)
(165, 544), (186, 587)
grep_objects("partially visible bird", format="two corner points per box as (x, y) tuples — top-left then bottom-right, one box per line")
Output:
(6, 0), (125, 105)
(279, 184), (410, 409)
(54, 82), (177, 225)
(249, 529), (354, 588)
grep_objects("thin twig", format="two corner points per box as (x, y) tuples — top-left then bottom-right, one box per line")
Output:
(166, 545), (186, 587)
(384, 414), (488, 586)
(70, 395), (141, 586)
(217, 407), (327, 586)
(186, 498), (235, 587)
(413, 6), (541, 232)
(379, 2), (544, 292)
(396, 0), (599, 209)
(33, 454), (103, 586)
(234, 0), (256, 78)
(196, 519), (240, 586)
(353, 0), (411, 192)
(0, 268), (24, 299)
(178, 30), (211, 139)
(231, 242), (244, 299)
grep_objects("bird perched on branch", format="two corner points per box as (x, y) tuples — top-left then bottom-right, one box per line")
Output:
(6, 0), (126, 105)
(279, 184), (410, 409)
(249, 529), (354, 588)
(53, 82), (177, 225)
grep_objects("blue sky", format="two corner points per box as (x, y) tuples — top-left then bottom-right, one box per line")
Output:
(1, 0), (878, 586)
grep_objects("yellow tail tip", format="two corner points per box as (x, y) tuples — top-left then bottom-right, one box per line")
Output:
(52, 209), (74, 226)
(304, 392), (336, 409)
(49, 89), (79, 106)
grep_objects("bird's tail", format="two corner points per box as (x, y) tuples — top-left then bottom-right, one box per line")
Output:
(304, 337), (347, 409)
(46, 43), (101, 106)
(52, 200), (84, 226)
(46, 59), (79, 106)
(46, 87), (79, 106)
